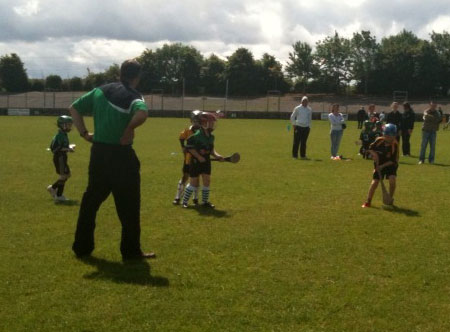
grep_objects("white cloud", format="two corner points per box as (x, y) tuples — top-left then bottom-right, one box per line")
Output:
(13, 0), (40, 17)
(0, 0), (449, 77)
(419, 15), (450, 38)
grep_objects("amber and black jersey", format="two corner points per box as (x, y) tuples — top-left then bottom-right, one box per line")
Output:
(369, 137), (399, 166)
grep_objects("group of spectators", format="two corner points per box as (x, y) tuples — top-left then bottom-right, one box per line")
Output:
(291, 97), (445, 163)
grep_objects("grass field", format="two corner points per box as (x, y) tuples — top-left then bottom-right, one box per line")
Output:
(1, 116), (450, 331)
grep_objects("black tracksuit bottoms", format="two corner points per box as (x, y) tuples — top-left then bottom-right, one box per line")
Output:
(292, 126), (310, 158)
(72, 143), (143, 259)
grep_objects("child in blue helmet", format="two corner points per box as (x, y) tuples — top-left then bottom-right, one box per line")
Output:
(362, 123), (399, 207)
(47, 115), (75, 202)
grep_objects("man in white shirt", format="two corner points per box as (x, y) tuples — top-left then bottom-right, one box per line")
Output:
(290, 96), (312, 159)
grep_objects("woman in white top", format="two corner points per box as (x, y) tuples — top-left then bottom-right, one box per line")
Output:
(328, 104), (345, 159)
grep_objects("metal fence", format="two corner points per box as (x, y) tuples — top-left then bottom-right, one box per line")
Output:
(1, 91), (449, 115)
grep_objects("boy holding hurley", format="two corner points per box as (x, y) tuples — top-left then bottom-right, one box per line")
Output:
(362, 124), (399, 208)
(182, 112), (224, 208)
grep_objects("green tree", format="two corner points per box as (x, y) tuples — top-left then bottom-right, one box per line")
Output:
(350, 31), (378, 95)
(315, 32), (352, 93)
(286, 41), (317, 93)
(201, 54), (226, 95)
(0, 53), (29, 92)
(137, 49), (159, 92)
(83, 69), (106, 90)
(225, 48), (258, 96)
(431, 31), (450, 96)
(45, 75), (62, 90)
(104, 64), (120, 83)
(370, 30), (440, 96)
(29, 79), (45, 91)
(256, 53), (289, 93)
(68, 77), (83, 91)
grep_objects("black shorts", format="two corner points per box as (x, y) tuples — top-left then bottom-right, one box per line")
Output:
(373, 165), (397, 180)
(189, 158), (211, 177)
(53, 153), (70, 175)
(182, 163), (190, 173)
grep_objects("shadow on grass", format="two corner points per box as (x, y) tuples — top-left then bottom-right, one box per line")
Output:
(381, 205), (420, 217)
(80, 256), (169, 287)
(431, 163), (450, 167)
(192, 205), (230, 218)
(54, 199), (79, 206)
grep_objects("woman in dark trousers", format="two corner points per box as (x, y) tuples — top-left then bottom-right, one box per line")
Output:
(401, 102), (415, 156)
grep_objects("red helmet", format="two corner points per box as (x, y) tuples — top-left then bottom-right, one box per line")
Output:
(200, 112), (217, 130)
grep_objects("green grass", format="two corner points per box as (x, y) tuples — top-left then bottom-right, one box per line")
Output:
(1, 116), (450, 331)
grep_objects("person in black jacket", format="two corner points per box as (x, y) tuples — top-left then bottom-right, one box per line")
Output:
(401, 102), (415, 156)
(386, 102), (402, 144)
(357, 106), (368, 129)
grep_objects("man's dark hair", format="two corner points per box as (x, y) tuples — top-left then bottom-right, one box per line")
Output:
(120, 59), (141, 82)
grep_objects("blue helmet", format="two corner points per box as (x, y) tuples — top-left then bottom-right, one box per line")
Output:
(383, 123), (397, 136)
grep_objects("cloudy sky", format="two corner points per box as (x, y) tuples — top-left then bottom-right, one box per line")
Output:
(1, 0), (449, 78)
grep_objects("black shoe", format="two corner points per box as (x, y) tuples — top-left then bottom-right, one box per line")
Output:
(193, 198), (199, 205)
(182, 202), (189, 208)
(202, 202), (215, 208)
(172, 198), (180, 205)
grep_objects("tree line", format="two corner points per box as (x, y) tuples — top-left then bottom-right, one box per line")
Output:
(0, 30), (449, 97)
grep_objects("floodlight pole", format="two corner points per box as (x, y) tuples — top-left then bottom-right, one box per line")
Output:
(182, 78), (185, 115)
(224, 79), (229, 111)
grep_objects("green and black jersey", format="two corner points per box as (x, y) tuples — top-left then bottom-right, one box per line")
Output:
(50, 130), (69, 154)
(71, 82), (148, 145)
(186, 129), (215, 157)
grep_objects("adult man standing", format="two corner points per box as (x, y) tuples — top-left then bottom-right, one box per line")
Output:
(290, 96), (312, 159)
(69, 59), (155, 260)
(357, 106), (367, 129)
(418, 101), (442, 164)
(386, 102), (402, 143)
(400, 102), (415, 156)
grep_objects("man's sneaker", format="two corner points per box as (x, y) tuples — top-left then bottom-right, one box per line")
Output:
(418, 160), (424, 165)
(182, 202), (189, 208)
(47, 185), (56, 198)
(55, 195), (68, 202)
(361, 202), (371, 208)
(193, 198), (199, 205)
(202, 202), (215, 208)
(172, 198), (180, 205)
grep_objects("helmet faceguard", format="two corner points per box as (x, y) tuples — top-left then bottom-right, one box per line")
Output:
(200, 112), (217, 131)
(191, 110), (202, 126)
(57, 115), (73, 132)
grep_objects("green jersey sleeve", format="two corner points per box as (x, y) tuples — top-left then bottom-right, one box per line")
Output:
(130, 99), (148, 116)
(71, 89), (97, 115)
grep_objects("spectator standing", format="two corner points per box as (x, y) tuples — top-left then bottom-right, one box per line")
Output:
(367, 104), (379, 123)
(69, 59), (155, 260)
(401, 102), (415, 156)
(328, 104), (345, 159)
(357, 106), (367, 129)
(290, 96), (312, 159)
(386, 102), (402, 143)
(418, 101), (442, 164)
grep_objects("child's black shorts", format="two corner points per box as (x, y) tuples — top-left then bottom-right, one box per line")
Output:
(189, 157), (211, 177)
(373, 166), (397, 180)
(182, 163), (190, 173)
(53, 153), (70, 175)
